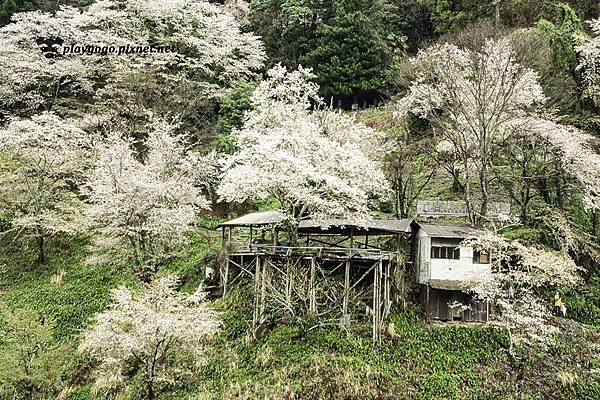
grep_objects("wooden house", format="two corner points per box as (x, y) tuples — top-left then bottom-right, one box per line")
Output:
(411, 221), (491, 322)
(216, 213), (493, 338)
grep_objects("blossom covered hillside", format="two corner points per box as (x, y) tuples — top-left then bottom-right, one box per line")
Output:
(0, 1), (599, 399)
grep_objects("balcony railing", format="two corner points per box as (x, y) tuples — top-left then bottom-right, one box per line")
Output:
(225, 238), (398, 260)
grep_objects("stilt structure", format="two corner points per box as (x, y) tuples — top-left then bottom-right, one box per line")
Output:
(217, 212), (412, 343)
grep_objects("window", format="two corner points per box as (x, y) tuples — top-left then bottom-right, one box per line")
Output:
(473, 250), (490, 264)
(431, 246), (460, 259)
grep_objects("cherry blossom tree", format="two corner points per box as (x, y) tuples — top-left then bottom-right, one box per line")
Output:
(0, 0), (265, 113)
(218, 65), (389, 239)
(518, 118), (600, 212)
(577, 18), (600, 107)
(0, 112), (91, 263)
(79, 275), (220, 400)
(465, 232), (582, 356)
(85, 120), (217, 281)
(396, 38), (546, 224)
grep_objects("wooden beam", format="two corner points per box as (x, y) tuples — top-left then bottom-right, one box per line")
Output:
(306, 236), (351, 248)
(309, 257), (316, 314)
(343, 259), (350, 319)
(252, 256), (261, 328)
(285, 257), (292, 314)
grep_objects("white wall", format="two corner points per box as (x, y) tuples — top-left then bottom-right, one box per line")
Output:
(415, 235), (491, 284)
(429, 245), (491, 282)
(416, 232), (431, 284)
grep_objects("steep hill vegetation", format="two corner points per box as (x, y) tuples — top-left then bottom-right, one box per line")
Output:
(0, 0), (599, 399)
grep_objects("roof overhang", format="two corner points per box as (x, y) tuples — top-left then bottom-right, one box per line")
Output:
(217, 212), (414, 235)
(216, 211), (286, 228)
(298, 219), (413, 236)
(412, 221), (485, 238)
(429, 279), (478, 291)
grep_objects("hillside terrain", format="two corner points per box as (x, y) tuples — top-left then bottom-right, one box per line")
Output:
(1, 1), (600, 399)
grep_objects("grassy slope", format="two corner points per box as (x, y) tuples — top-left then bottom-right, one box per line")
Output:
(0, 236), (138, 340)
(191, 288), (599, 400)
(0, 233), (599, 399)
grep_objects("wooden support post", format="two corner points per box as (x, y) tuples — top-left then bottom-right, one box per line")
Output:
(343, 259), (350, 319)
(285, 258), (292, 314)
(223, 257), (230, 296)
(252, 256), (261, 328)
(260, 258), (268, 321)
(426, 284), (430, 321)
(309, 257), (316, 315)
(383, 258), (389, 319)
(220, 227), (227, 294)
(372, 258), (383, 345)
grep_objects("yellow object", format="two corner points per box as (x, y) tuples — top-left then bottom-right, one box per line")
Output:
(554, 293), (562, 307)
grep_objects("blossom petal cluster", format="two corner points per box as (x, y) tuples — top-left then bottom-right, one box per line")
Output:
(465, 232), (582, 349)
(218, 64), (389, 222)
(0, 0), (265, 111)
(79, 275), (220, 394)
(396, 38), (545, 157)
(0, 112), (91, 236)
(85, 120), (215, 278)
(577, 18), (600, 107)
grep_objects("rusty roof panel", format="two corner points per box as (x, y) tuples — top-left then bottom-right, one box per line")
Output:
(415, 222), (485, 238)
(298, 218), (413, 235)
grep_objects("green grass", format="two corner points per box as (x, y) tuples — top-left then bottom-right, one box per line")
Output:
(1, 233), (599, 399)
(195, 288), (599, 400)
(0, 235), (138, 340)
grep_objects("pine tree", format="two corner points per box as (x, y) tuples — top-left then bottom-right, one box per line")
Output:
(304, 0), (395, 106)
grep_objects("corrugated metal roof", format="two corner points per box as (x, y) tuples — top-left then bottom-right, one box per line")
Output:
(415, 221), (484, 238)
(217, 211), (285, 227)
(298, 218), (413, 235)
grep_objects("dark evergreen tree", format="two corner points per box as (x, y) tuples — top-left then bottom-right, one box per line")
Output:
(250, 0), (398, 105)
(304, 0), (396, 106)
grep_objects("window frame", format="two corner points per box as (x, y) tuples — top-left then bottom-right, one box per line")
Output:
(473, 250), (490, 264)
(431, 246), (460, 260)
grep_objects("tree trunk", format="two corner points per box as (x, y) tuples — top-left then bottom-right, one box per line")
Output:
(36, 228), (45, 264)
(478, 166), (489, 227)
(147, 380), (154, 400)
(451, 166), (462, 193)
